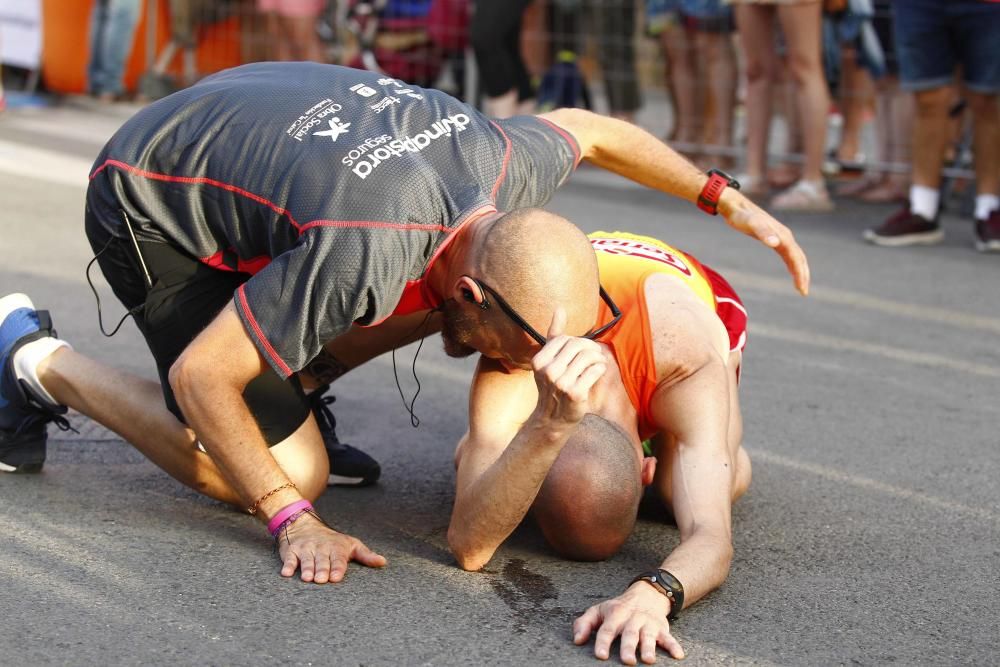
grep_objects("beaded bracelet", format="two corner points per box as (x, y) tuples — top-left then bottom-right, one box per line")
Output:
(247, 481), (297, 516)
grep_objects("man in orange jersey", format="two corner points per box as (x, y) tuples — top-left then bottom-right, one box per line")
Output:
(446, 231), (752, 664)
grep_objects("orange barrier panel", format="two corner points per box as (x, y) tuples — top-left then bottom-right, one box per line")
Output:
(41, 0), (245, 95)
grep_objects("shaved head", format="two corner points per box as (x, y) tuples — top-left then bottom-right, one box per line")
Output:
(474, 208), (600, 339)
(532, 413), (643, 561)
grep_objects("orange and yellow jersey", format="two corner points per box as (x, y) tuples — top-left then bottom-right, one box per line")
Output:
(589, 231), (748, 441)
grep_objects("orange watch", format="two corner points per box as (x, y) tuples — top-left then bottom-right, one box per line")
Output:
(697, 168), (740, 216)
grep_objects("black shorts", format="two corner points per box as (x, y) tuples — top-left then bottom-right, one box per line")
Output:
(85, 208), (310, 445)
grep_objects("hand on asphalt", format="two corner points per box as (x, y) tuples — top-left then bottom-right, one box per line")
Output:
(277, 512), (386, 583)
(573, 583), (685, 664)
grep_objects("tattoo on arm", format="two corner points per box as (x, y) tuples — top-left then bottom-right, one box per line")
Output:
(304, 350), (351, 386)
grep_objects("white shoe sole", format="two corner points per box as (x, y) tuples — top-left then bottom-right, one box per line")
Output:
(0, 293), (35, 323)
(975, 238), (1000, 252)
(863, 228), (945, 246)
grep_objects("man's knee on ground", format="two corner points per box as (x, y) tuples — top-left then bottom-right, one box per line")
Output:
(531, 414), (642, 561)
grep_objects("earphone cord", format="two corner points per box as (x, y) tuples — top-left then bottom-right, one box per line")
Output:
(86, 235), (144, 338)
(391, 308), (438, 428)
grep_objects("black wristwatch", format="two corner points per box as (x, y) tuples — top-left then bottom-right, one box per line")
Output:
(629, 569), (685, 621)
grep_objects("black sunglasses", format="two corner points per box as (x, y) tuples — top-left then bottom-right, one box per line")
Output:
(467, 278), (622, 346)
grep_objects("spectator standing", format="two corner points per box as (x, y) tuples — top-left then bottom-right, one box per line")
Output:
(88, 0), (142, 102)
(258, 0), (327, 63)
(594, 0), (641, 122)
(471, 0), (535, 118)
(731, 0), (832, 211)
(864, 0), (1000, 251)
(836, 0), (912, 203)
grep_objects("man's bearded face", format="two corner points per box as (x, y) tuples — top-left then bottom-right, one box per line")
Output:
(439, 298), (478, 358)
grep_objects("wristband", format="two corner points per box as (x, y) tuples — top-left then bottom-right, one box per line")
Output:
(267, 499), (313, 536)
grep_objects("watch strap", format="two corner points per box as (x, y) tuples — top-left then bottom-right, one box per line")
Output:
(629, 569), (685, 621)
(697, 168), (740, 216)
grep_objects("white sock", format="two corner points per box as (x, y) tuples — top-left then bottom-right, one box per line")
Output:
(910, 185), (940, 220)
(13, 337), (71, 409)
(975, 194), (1000, 220)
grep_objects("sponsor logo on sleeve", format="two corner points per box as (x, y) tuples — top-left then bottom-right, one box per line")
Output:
(286, 99), (344, 142)
(341, 112), (472, 180)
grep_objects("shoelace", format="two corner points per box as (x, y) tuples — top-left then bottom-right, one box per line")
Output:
(309, 391), (342, 446)
(11, 409), (75, 438)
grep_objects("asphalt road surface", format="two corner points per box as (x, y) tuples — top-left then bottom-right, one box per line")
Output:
(1, 99), (998, 666)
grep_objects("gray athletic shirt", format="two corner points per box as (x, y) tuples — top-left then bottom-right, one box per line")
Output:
(86, 62), (580, 377)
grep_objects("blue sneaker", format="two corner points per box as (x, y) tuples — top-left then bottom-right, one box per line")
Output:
(0, 294), (70, 473)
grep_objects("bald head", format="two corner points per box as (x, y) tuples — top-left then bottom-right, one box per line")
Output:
(532, 414), (643, 561)
(474, 208), (600, 338)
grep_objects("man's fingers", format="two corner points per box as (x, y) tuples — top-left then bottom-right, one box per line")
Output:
(312, 552), (332, 584)
(658, 626), (685, 660)
(593, 613), (628, 661)
(280, 549), (300, 578)
(353, 543), (388, 568)
(639, 628), (660, 664)
(298, 550), (316, 582)
(328, 553), (350, 583)
(618, 618), (645, 666)
(547, 306), (567, 340)
(573, 607), (601, 645)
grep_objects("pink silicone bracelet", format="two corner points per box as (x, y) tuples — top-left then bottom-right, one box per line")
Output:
(267, 499), (313, 536)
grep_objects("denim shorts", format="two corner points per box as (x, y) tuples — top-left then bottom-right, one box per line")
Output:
(893, 0), (1000, 93)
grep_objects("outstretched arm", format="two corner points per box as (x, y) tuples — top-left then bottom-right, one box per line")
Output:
(448, 311), (608, 570)
(573, 301), (736, 664)
(171, 303), (386, 583)
(539, 108), (810, 296)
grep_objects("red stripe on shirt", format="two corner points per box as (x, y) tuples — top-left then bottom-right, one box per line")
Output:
(298, 219), (454, 234)
(90, 159), (304, 232)
(236, 284), (292, 377)
(536, 117), (582, 167)
(489, 121), (513, 201)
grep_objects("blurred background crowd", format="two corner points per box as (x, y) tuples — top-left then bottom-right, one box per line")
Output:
(1, 0), (997, 249)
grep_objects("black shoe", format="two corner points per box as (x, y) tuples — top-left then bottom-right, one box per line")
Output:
(974, 210), (1000, 253)
(0, 294), (71, 473)
(863, 205), (943, 246)
(308, 387), (380, 486)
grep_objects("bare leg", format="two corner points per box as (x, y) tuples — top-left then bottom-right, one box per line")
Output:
(660, 23), (701, 148)
(734, 4), (777, 188)
(697, 30), (737, 169)
(910, 86), (952, 189)
(967, 91), (1000, 196)
(36, 348), (328, 506)
(265, 13), (293, 62)
(835, 46), (873, 163)
(776, 1), (830, 183)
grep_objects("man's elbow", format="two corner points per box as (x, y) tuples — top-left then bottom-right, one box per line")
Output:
(447, 526), (492, 572)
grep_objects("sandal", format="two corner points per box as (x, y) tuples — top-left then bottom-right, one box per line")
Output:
(770, 179), (834, 212)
